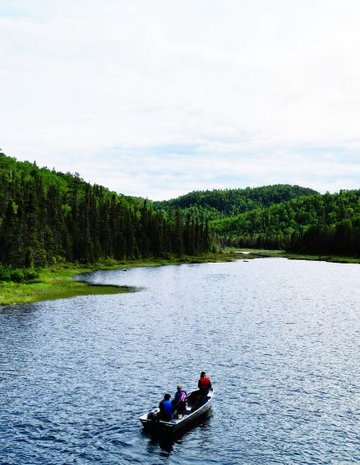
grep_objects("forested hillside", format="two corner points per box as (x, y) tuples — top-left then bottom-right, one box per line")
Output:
(0, 153), (211, 268)
(154, 185), (318, 220)
(1, 151), (358, 270)
(211, 190), (360, 256)
(155, 184), (359, 257)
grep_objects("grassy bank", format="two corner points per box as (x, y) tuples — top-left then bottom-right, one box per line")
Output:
(1, 250), (358, 306)
(0, 266), (135, 306)
(0, 252), (240, 306)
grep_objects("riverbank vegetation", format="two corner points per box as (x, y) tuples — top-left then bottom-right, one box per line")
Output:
(155, 186), (360, 258)
(0, 265), (134, 306)
(0, 152), (359, 305)
(0, 252), (244, 305)
(2, 248), (358, 306)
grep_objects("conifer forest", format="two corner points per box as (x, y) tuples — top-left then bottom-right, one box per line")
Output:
(0, 153), (211, 269)
(0, 152), (359, 277)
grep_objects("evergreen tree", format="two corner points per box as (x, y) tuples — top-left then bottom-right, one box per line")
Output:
(0, 153), (212, 268)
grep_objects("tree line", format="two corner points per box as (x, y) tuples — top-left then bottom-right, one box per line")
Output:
(211, 190), (360, 256)
(154, 184), (318, 219)
(2, 151), (358, 273)
(0, 153), (212, 270)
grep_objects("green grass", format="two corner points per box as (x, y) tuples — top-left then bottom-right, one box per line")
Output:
(0, 266), (133, 306)
(0, 254), (232, 306)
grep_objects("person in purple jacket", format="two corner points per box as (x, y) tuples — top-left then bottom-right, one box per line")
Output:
(172, 385), (187, 415)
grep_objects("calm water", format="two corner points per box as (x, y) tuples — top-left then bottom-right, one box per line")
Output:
(1, 258), (359, 464)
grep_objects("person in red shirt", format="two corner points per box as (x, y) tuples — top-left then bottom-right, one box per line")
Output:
(198, 371), (212, 395)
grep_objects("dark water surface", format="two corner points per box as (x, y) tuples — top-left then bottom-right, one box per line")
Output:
(1, 258), (359, 464)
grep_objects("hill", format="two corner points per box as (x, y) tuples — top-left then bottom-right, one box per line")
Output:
(0, 153), (211, 269)
(1, 151), (358, 268)
(211, 190), (360, 256)
(154, 185), (359, 257)
(153, 185), (319, 220)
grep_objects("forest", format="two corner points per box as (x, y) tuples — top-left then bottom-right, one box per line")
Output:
(0, 153), (211, 273)
(210, 190), (360, 256)
(155, 185), (360, 257)
(1, 152), (359, 282)
(153, 185), (318, 221)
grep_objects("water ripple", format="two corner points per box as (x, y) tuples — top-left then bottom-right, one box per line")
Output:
(1, 259), (360, 464)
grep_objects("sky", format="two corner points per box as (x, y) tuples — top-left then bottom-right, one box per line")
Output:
(1, 0), (360, 200)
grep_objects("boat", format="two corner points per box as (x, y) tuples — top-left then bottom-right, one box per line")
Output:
(139, 388), (214, 434)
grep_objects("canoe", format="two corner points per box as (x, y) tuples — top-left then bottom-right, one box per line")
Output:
(139, 387), (214, 434)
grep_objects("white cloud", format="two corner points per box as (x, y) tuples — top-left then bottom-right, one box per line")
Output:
(1, 0), (360, 199)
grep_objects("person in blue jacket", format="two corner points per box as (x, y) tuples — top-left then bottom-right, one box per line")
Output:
(159, 393), (173, 421)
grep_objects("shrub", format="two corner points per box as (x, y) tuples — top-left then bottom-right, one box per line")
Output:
(0, 265), (39, 283)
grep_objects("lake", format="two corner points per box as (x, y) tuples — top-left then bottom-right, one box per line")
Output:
(0, 258), (359, 464)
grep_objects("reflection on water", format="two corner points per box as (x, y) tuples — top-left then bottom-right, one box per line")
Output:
(144, 411), (213, 455)
(1, 258), (360, 464)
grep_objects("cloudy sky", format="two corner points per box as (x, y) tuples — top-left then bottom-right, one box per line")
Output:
(1, 1), (360, 199)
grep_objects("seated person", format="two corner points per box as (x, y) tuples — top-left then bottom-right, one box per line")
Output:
(172, 385), (187, 415)
(159, 393), (173, 421)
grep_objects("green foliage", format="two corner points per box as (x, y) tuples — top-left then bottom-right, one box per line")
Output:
(212, 190), (360, 256)
(154, 184), (318, 219)
(0, 153), (212, 270)
(0, 264), (39, 282)
(155, 183), (359, 257)
(2, 151), (356, 265)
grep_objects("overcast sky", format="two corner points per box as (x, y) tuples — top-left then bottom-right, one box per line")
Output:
(1, 1), (360, 199)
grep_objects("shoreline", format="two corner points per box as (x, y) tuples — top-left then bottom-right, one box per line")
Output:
(1, 251), (359, 306)
(238, 249), (360, 264)
(0, 266), (135, 307)
(0, 253), (236, 306)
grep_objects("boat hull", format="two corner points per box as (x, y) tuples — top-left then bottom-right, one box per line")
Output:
(139, 388), (214, 435)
